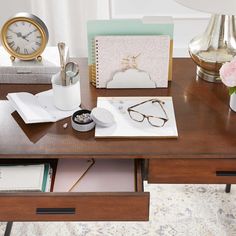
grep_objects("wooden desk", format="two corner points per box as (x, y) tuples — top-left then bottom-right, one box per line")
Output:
(0, 58), (236, 222)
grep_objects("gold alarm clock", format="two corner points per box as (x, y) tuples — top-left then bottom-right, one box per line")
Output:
(1, 12), (49, 61)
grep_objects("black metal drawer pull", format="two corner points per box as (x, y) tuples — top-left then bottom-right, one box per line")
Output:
(36, 208), (75, 215)
(216, 171), (236, 177)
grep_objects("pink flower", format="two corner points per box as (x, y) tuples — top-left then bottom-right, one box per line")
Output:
(220, 58), (236, 87)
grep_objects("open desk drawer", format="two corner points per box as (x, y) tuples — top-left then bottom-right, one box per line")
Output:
(0, 159), (149, 221)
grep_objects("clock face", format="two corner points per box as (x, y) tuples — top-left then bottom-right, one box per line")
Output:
(5, 20), (42, 56)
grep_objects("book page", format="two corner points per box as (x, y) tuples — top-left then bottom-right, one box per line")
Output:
(7, 93), (55, 124)
(36, 90), (78, 121)
(7, 89), (79, 124)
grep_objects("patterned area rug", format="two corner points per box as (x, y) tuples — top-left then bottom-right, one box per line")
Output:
(1, 183), (236, 236)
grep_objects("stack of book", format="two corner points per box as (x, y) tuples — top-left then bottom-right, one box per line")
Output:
(0, 46), (69, 84)
(0, 163), (52, 192)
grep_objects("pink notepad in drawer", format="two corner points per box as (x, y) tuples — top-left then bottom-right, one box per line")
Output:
(53, 159), (135, 192)
(53, 159), (93, 192)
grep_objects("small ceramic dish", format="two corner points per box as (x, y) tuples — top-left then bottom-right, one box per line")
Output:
(71, 109), (95, 132)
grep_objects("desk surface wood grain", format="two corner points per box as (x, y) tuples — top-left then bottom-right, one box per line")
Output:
(0, 58), (235, 158)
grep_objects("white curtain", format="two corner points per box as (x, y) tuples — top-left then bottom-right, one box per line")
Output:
(30, 0), (110, 57)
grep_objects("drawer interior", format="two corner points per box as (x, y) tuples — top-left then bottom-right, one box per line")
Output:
(53, 159), (137, 192)
(0, 158), (144, 193)
(0, 158), (149, 221)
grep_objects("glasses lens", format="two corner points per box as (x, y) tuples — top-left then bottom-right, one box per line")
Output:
(148, 117), (165, 127)
(129, 110), (144, 122)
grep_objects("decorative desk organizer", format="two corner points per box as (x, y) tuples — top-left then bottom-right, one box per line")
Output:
(0, 46), (69, 84)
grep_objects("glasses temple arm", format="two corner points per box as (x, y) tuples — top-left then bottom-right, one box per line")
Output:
(128, 99), (159, 109)
(158, 102), (169, 120)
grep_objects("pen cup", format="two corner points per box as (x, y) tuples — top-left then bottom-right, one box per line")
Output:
(51, 72), (81, 111)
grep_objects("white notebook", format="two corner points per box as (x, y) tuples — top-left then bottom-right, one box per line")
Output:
(95, 35), (170, 88)
(0, 164), (47, 192)
(7, 90), (78, 124)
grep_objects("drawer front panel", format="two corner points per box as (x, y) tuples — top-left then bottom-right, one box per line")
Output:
(0, 193), (149, 221)
(148, 158), (236, 184)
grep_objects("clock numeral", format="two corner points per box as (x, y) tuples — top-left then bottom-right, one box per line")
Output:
(35, 42), (41, 46)
(6, 36), (12, 40)
(32, 47), (36, 52)
(22, 21), (25, 26)
(36, 36), (42, 39)
(15, 46), (20, 54)
(9, 41), (15, 48)
(14, 23), (18, 27)
(24, 49), (29, 54)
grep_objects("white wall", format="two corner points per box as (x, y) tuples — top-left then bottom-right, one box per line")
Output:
(0, 0), (210, 57)
(111, 0), (210, 57)
(0, 0), (109, 57)
(0, 0), (31, 28)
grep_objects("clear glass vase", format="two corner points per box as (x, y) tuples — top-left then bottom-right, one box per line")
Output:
(230, 92), (236, 112)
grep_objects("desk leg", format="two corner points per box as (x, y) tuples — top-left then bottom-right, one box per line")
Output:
(225, 184), (231, 193)
(4, 222), (13, 236)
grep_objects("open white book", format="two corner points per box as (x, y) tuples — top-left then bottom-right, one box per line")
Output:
(7, 90), (79, 124)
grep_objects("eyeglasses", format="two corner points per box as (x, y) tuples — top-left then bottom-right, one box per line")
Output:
(127, 99), (169, 127)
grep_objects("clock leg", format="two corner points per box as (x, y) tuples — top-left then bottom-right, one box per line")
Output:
(37, 55), (42, 62)
(10, 56), (15, 62)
